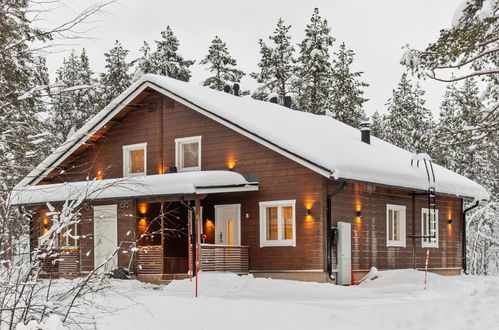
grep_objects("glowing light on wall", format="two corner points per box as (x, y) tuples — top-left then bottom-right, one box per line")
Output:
(304, 199), (315, 223)
(97, 170), (104, 180)
(227, 156), (237, 170)
(138, 218), (148, 233)
(138, 203), (148, 215)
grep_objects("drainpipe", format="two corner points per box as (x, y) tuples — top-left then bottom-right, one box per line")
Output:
(463, 200), (479, 274)
(179, 196), (196, 277)
(327, 181), (347, 282)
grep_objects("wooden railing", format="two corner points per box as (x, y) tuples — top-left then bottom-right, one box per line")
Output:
(200, 244), (249, 273)
(137, 246), (163, 274)
(40, 247), (80, 275)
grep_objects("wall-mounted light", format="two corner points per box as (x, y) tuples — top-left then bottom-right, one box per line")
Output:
(356, 210), (362, 217)
(306, 209), (312, 216)
(138, 203), (148, 215)
(97, 170), (104, 180)
(227, 159), (237, 170)
(448, 219), (453, 225)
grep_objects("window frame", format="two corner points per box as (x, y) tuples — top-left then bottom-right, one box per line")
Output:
(259, 200), (296, 247)
(122, 142), (147, 177)
(421, 208), (439, 248)
(386, 204), (406, 247)
(175, 136), (202, 172)
(59, 223), (78, 248)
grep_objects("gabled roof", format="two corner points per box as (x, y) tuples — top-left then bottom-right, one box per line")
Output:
(17, 74), (489, 201)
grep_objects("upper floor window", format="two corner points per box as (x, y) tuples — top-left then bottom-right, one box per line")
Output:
(123, 143), (147, 177)
(175, 136), (201, 171)
(386, 204), (406, 247)
(422, 208), (439, 248)
(259, 200), (296, 247)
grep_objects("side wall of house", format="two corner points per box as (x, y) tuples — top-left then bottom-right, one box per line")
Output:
(328, 181), (463, 277)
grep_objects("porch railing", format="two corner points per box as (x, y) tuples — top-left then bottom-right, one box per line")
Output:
(40, 247), (80, 275)
(137, 246), (163, 275)
(200, 244), (249, 274)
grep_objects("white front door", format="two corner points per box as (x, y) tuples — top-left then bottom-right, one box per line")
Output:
(215, 204), (241, 245)
(93, 204), (118, 272)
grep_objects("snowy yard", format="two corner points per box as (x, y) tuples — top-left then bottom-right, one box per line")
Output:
(65, 270), (499, 330)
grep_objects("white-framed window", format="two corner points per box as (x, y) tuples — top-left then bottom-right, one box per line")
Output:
(259, 200), (296, 247)
(422, 208), (439, 248)
(386, 204), (406, 247)
(123, 143), (147, 177)
(175, 136), (201, 171)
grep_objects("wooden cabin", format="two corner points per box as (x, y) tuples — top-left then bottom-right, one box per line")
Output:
(11, 74), (489, 284)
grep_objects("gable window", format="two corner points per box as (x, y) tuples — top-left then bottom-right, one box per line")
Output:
(175, 136), (201, 171)
(123, 143), (147, 176)
(422, 208), (439, 248)
(259, 200), (296, 247)
(386, 204), (406, 247)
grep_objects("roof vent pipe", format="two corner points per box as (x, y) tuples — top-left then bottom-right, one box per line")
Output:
(360, 121), (370, 144)
(223, 85), (231, 93)
(284, 95), (292, 108)
(233, 83), (240, 96)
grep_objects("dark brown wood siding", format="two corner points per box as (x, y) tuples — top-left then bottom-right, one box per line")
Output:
(328, 181), (463, 272)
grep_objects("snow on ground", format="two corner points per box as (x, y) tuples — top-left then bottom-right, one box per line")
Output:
(78, 269), (499, 330)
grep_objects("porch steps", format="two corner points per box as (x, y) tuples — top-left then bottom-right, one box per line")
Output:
(161, 273), (190, 283)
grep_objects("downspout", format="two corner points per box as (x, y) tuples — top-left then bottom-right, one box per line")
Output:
(327, 181), (347, 282)
(463, 200), (479, 274)
(179, 196), (196, 276)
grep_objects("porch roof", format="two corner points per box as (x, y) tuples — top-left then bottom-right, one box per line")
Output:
(10, 171), (258, 206)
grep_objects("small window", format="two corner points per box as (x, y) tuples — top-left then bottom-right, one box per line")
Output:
(386, 204), (406, 247)
(175, 136), (201, 171)
(259, 200), (296, 247)
(123, 143), (147, 176)
(422, 208), (439, 248)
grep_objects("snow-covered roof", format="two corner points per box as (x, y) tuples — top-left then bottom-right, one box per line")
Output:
(17, 74), (489, 201)
(10, 171), (258, 206)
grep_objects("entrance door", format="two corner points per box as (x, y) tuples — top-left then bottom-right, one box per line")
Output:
(214, 204), (241, 245)
(93, 204), (118, 272)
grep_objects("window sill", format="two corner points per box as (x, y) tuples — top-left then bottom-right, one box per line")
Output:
(260, 241), (295, 248)
(387, 242), (406, 248)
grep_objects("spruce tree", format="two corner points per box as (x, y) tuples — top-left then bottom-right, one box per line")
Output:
(370, 111), (385, 138)
(50, 49), (98, 143)
(293, 8), (335, 114)
(99, 40), (133, 109)
(200, 36), (247, 94)
(383, 73), (434, 154)
(328, 43), (369, 127)
(251, 18), (295, 104)
(138, 26), (195, 82)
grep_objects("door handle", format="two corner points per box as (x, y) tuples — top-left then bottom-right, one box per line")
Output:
(219, 231), (223, 243)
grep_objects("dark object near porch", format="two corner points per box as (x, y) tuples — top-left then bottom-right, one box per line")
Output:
(223, 85), (231, 93)
(110, 267), (130, 279)
(233, 83), (240, 96)
(269, 96), (278, 104)
(169, 166), (178, 173)
(284, 95), (292, 108)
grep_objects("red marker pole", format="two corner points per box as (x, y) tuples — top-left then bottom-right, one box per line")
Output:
(195, 242), (199, 298)
(424, 249), (430, 290)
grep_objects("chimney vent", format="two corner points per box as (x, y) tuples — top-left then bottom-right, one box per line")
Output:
(233, 83), (240, 96)
(223, 85), (231, 93)
(360, 121), (371, 144)
(284, 95), (292, 108)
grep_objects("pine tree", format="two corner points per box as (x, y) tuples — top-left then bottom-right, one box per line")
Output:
(251, 18), (295, 104)
(49, 49), (98, 143)
(293, 8), (335, 114)
(99, 40), (133, 109)
(370, 111), (385, 138)
(328, 43), (369, 127)
(200, 36), (247, 94)
(383, 73), (434, 154)
(138, 26), (195, 82)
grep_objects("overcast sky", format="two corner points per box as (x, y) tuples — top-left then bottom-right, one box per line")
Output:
(43, 0), (461, 117)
